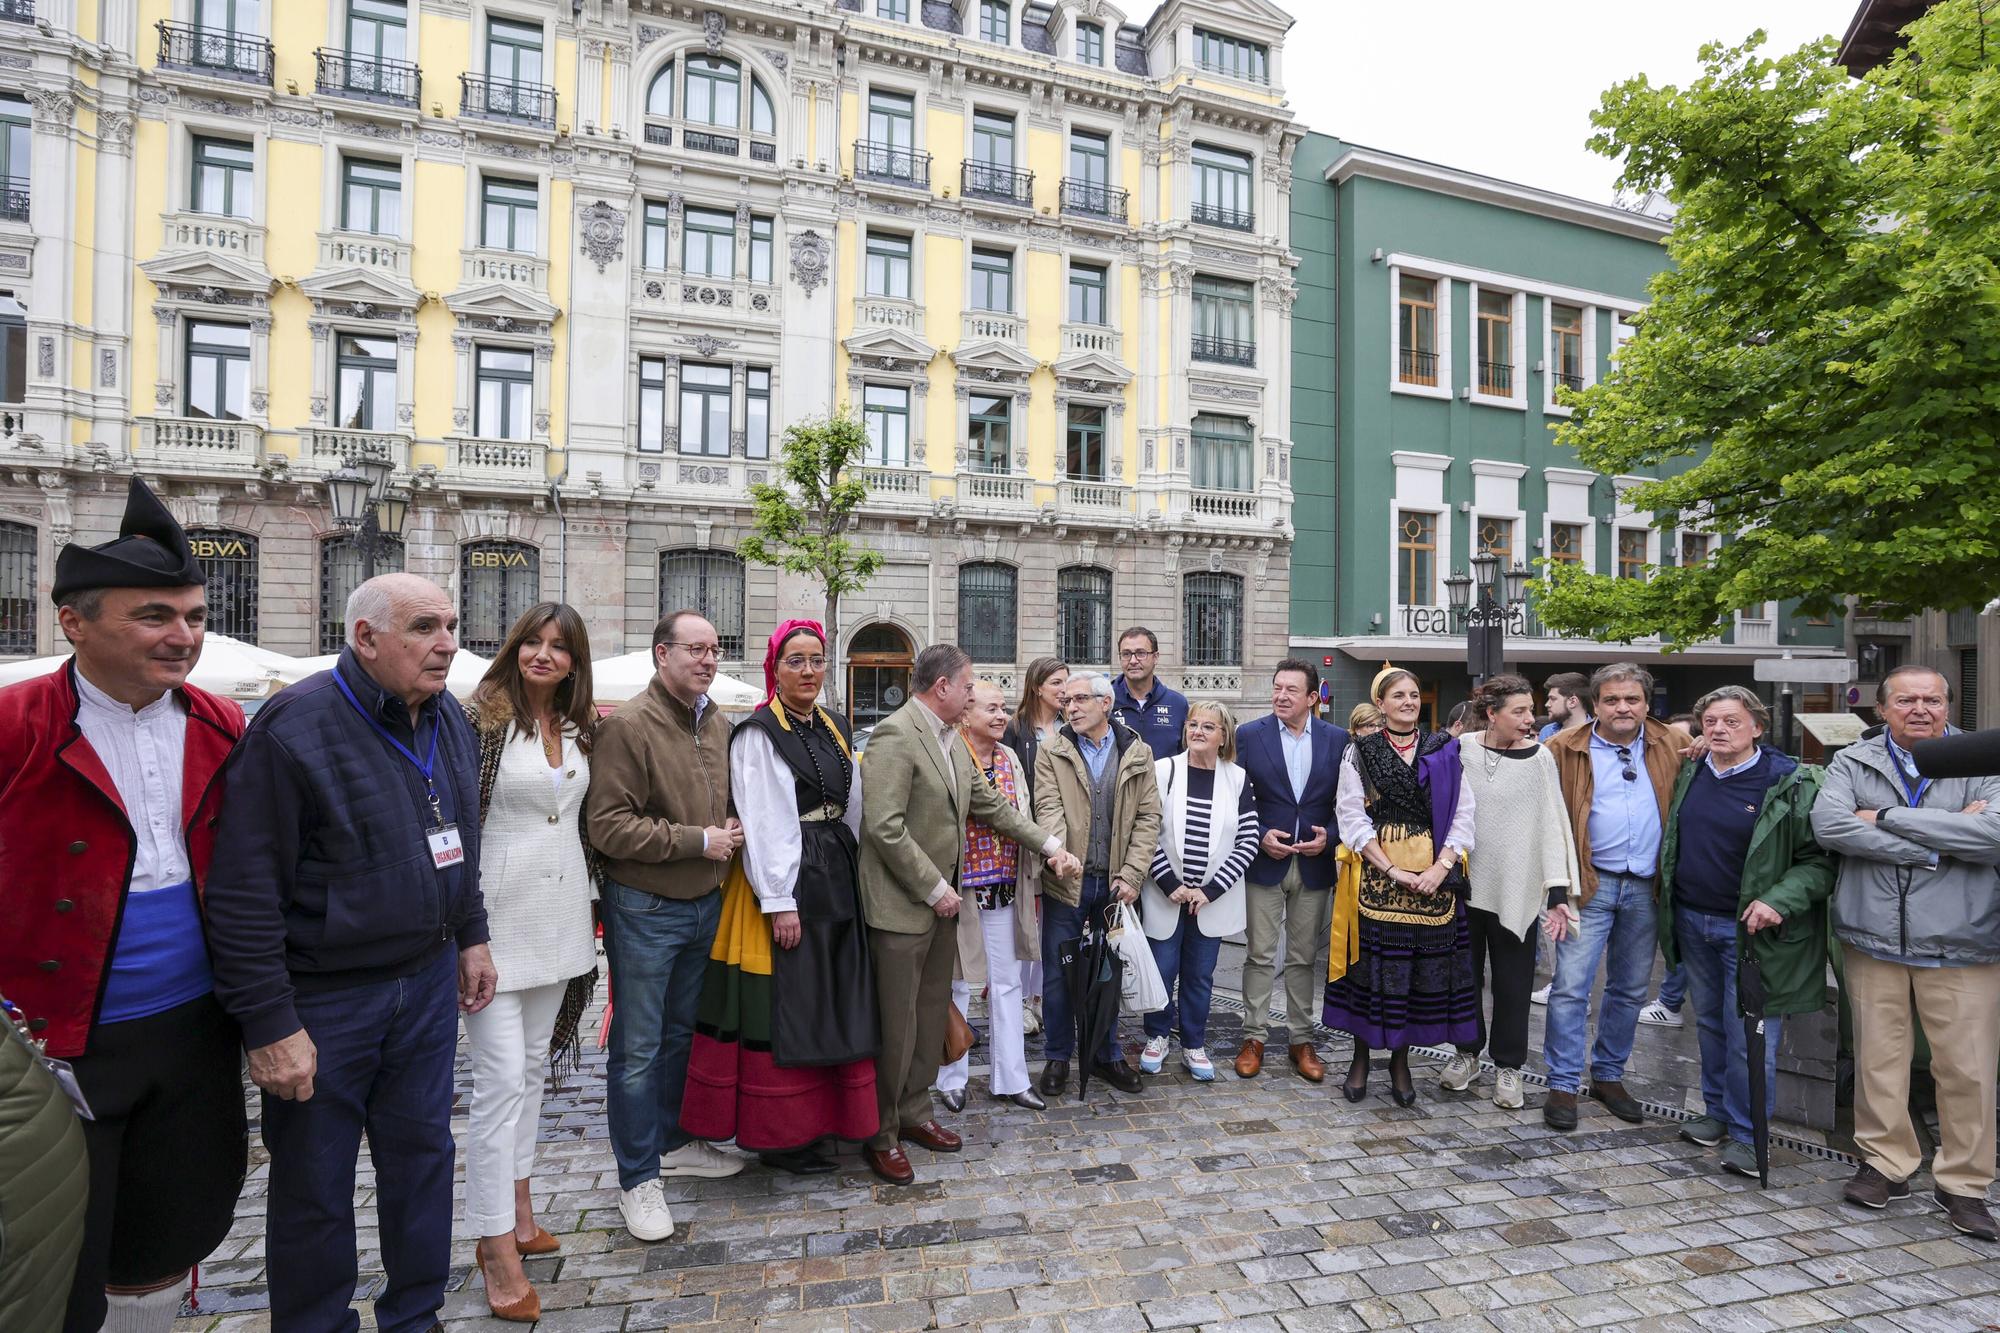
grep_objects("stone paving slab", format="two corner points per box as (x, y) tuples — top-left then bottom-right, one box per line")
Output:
(172, 979), (1997, 1332)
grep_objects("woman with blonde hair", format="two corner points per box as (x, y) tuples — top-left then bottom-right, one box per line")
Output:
(1347, 702), (1384, 740)
(1138, 701), (1260, 1081)
(461, 603), (602, 1321)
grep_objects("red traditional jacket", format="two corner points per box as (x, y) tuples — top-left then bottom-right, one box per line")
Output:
(0, 662), (244, 1057)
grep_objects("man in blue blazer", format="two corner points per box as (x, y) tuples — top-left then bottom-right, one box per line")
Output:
(1232, 659), (1348, 1081)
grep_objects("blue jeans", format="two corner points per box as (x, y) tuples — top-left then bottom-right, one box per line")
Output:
(1041, 874), (1120, 1065)
(264, 948), (457, 1333)
(1675, 909), (1780, 1146)
(1543, 870), (1658, 1095)
(1144, 913), (1223, 1050)
(1656, 962), (1687, 1012)
(601, 879), (721, 1189)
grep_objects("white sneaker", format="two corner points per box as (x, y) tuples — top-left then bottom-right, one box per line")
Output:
(1439, 1053), (1479, 1091)
(1530, 983), (1552, 1005)
(1637, 1001), (1684, 1028)
(1493, 1068), (1525, 1110)
(619, 1179), (675, 1241)
(1139, 1036), (1170, 1074)
(660, 1140), (746, 1179)
(1184, 1048), (1215, 1082)
(1022, 1003), (1042, 1037)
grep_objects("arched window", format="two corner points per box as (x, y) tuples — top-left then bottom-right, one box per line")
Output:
(658, 549), (746, 661)
(1183, 572), (1243, 667)
(684, 54), (741, 127)
(751, 78), (775, 135)
(957, 561), (1017, 663)
(1056, 566), (1112, 665)
(646, 62), (674, 116)
(459, 539), (539, 656)
(187, 527), (260, 643)
(0, 519), (34, 654)
(318, 532), (406, 654)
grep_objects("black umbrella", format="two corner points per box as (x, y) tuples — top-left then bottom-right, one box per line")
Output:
(1738, 950), (1772, 1188)
(1057, 907), (1124, 1098)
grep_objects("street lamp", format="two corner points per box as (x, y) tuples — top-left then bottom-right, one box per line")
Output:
(1447, 554), (1533, 687)
(328, 455), (410, 581)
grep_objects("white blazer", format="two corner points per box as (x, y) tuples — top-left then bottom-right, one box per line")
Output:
(1141, 753), (1249, 941)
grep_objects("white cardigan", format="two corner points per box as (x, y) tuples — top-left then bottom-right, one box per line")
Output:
(478, 727), (596, 993)
(1141, 754), (1250, 941)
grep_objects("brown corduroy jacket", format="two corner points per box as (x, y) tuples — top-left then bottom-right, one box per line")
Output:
(1546, 717), (1690, 907)
(585, 674), (731, 899)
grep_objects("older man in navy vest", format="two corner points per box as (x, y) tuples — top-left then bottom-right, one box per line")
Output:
(1232, 659), (1347, 1080)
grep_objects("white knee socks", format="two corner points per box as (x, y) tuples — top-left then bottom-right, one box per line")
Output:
(98, 1274), (188, 1333)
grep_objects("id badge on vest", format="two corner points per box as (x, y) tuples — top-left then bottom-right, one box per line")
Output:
(428, 823), (465, 870)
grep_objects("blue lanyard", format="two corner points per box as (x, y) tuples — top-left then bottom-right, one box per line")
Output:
(1886, 736), (1930, 809)
(332, 668), (445, 826)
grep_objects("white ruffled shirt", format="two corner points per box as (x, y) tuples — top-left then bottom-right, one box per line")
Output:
(73, 668), (190, 894)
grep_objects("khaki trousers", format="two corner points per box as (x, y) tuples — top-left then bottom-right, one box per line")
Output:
(1846, 949), (2000, 1195)
(867, 919), (957, 1151)
(1241, 862), (1332, 1044)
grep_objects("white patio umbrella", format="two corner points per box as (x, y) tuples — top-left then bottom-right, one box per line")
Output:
(589, 649), (762, 708)
(0, 634), (295, 700)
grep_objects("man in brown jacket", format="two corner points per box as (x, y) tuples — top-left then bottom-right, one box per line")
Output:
(586, 611), (746, 1242)
(1539, 661), (1691, 1132)
(1034, 671), (1163, 1097)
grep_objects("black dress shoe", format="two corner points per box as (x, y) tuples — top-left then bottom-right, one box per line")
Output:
(1038, 1060), (1069, 1096)
(995, 1088), (1046, 1111)
(759, 1147), (837, 1175)
(1093, 1059), (1143, 1094)
(939, 1087), (967, 1113)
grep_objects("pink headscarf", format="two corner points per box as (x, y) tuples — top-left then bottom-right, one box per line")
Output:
(762, 619), (827, 705)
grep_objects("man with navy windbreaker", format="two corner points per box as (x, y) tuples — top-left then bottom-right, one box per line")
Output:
(204, 573), (497, 1333)
(1232, 659), (1348, 1081)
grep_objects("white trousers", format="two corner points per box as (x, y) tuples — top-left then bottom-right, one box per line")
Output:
(462, 980), (565, 1237)
(937, 903), (1030, 1096)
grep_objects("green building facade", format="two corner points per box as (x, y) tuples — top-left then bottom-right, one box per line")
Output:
(1289, 132), (1845, 724)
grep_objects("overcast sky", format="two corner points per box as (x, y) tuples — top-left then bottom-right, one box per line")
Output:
(1269, 1), (1846, 205)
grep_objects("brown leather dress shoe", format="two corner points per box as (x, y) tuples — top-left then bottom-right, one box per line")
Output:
(865, 1145), (915, 1185)
(1843, 1163), (1910, 1209)
(1589, 1079), (1644, 1123)
(1543, 1090), (1579, 1131)
(1289, 1042), (1325, 1083)
(1934, 1187), (1997, 1240)
(898, 1120), (963, 1153)
(1234, 1039), (1264, 1079)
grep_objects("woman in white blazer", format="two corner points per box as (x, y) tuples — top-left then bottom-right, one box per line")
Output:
(1140, 701), (1261, 1081)
(459, 604), (601, 1323)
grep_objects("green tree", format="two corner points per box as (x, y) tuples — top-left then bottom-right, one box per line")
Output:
(738, 410), (884, 708)
(1536, 0), (2000, 645)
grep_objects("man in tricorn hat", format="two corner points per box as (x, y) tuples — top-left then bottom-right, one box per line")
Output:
(0, 477), (248, 1333)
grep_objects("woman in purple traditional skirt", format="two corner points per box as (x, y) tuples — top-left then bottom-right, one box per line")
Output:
(1325, 667), (1479, 1109)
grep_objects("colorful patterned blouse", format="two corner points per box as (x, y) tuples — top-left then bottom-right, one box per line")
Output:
(961, 740), (1020, 909)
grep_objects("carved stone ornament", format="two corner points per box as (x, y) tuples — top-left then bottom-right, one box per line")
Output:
(680, 334), (737, 357)
(309, 396), (326, 420)
(453, 409), (470, 430)
(789, 229), (829, 295)
(100, 350), (116, 387)
(250, 391), (269, 414)
(35, 338), (52, 378)
(27, 90), (73, 132)
(702, 11), (727, 55)
(397, 403), (414, 425)
(578, 199), (625, 274)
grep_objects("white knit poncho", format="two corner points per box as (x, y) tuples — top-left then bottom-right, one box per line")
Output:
(1457, 739), (1581, 941)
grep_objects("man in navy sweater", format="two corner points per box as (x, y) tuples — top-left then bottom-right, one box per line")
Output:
(1111, 625), (1188, 759)
(205, 573), (495, 1333)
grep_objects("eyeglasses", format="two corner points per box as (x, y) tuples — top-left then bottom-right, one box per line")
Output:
(1119, 649), (1156, 661)
(1616, 745), (1637, 782)
(667, 642), (722, 661)
(781, 655), (829, 672)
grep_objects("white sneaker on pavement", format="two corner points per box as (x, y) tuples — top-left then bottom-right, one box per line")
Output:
(619, 1179), (675, 1241)
(1493, 1068), (1525, 1109)
(1530, 983), (1552, 1005)
(1139, 1036), (1170, 1074)
(660, 1140), (746, 1179)
(1438, 1053), (1479, 1091)
(1184, 1048), (1216, 1082)
(1637, 1001), (1684, 1028)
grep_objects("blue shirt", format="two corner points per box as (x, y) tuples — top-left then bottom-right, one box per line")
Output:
(1077, 728), (1115, 783)
(1279, 720), (1313, 802)
(1538, 720), (1561, 743)
(1587, 724), (1662, 877)
(1112, 676), (1188, 759)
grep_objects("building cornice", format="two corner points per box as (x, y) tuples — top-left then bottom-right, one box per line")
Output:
(1326, 146), (1671, 243)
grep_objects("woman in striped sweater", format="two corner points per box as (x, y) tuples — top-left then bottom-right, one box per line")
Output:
(1138, 701), (1261, 1081)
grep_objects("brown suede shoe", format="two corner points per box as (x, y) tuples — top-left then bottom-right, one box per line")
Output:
(865, 1145), (915, 1185)
(1588, 1079), (1644, 1123)
(1543, 1090), (1579, 1131)
(1934, 1187), (1998, 1240)
(1842, 1163), (1910, 1210)
(898, 1120), (963, 1153)
(1289, 1042), (1325, 1083)
(1234, 1039), (1264, 1079)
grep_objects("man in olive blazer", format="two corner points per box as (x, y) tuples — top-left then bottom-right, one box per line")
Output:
(858, 643), (1078, 1185)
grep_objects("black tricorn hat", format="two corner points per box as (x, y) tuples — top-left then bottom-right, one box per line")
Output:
(50, 477), (206, 605)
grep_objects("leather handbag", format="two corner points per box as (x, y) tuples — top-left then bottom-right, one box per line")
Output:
(943, 1001), (976, 1064)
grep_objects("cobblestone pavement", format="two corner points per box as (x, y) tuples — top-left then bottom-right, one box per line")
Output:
(173, 964), (2000, 1333)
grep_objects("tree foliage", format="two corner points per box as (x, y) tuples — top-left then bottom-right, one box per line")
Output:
(1535, 0), (2000, 645)
(738, 411), (884, 704)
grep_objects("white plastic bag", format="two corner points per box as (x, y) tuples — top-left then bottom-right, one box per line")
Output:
(1110, 901), (1168, 1014)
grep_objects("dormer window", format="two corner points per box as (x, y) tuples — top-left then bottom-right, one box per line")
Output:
(979, 1), (1010, 44)
(1194, 27), (1269, 84)
(1076, 21), (1104, 66)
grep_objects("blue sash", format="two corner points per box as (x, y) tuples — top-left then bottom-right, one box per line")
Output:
(99, 879), (213, 1025)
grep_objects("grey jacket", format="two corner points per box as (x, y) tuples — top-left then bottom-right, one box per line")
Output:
(1809, 734), (2000, 964)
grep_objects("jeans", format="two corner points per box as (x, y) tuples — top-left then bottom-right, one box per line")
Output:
(264, 948), (457, 1333)
(1675, 909), (1779, 1146)
(1656, 962), (1687, 1012)
(1543, 870), (1658, 1095)
(601, 879), (721, 1190)
(1041, 874), (1120, 1064)
(1144, 912), (1224, 1050)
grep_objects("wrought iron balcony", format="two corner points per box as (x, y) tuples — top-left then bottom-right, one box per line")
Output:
(1190, 201), (1254, 232)
(749, 140), (777, 163)
(1398, 347), (1438, 387)
(1552, 368), (1585, 392)
(0, 0), (35, 24)
(315, 49), (422, 107)
(157, 21), (275, 85)
(0, 176), (26, 223)
(644, 123), (673, 146)
(460, 74), (556, 129)
(1059, 178), (1128, 222)
(1477, 360), (1514, 396)
(855, 140), (931, 188)
(684, 129), (739, 157)
(1191, 334), (1256, 367)
(961, 160), (1033, 206)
